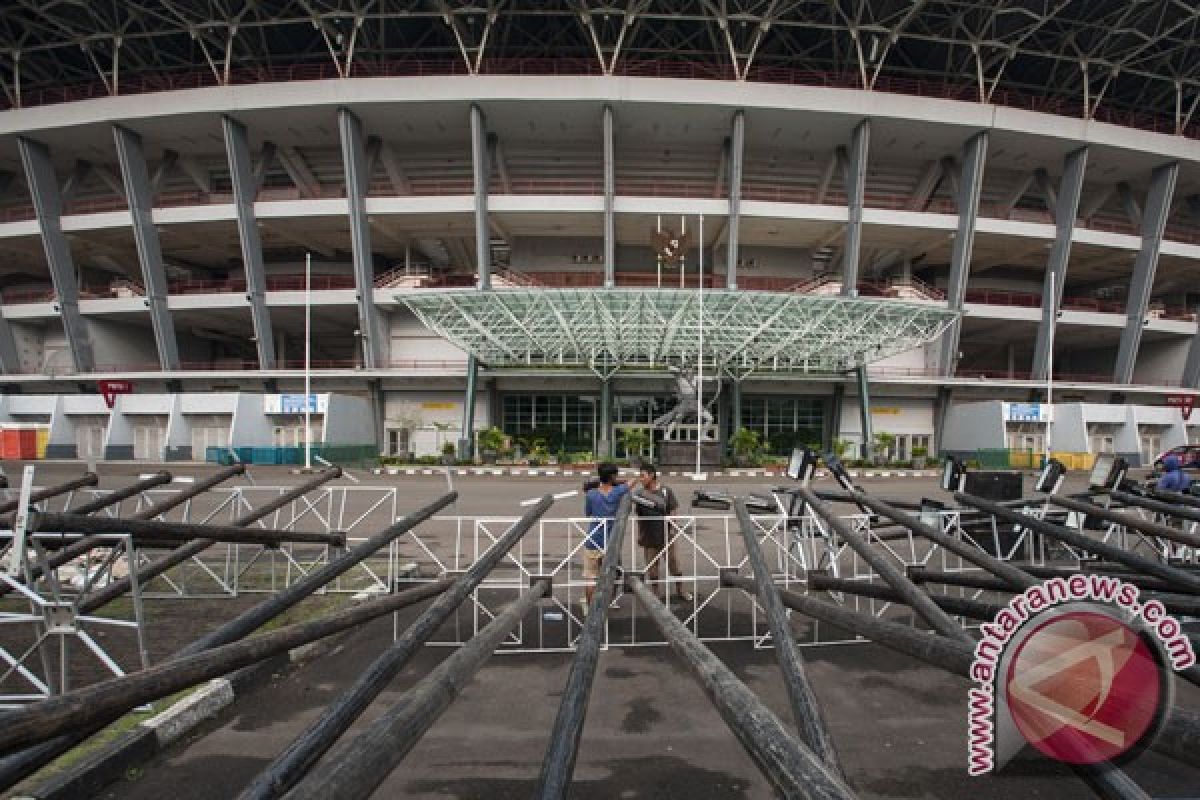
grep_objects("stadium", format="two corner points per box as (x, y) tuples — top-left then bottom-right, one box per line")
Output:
(0, 2), (1196, 466)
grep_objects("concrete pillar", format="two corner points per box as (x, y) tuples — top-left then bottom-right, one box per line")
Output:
(470, 105), (491, 290)
(856, 365), (873, 459)
(603, 104), (615, 289)
(0, 310), (18, 375)
(220, 116), (276, 369)
(1032, 147), (1088, 381)
(1114, 161), (1178, 384)
(17, 136), (95, 372)
(840, 120), (870, 297)
(725, 110), (745, 290)
(598, 378), (612, 459)
(337, 107), (385, 369)
(933, 387), (952, 455)
(730, 378), (743, 435)
(459, 355), (478, 460)
(829, 383), (845, 454)
(939, 131), (988, 376)
(113, 125), (180, 371)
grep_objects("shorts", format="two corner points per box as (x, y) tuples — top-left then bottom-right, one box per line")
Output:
(582, 549), (604, 580)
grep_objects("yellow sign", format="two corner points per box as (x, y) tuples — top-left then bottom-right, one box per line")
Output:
(871, 407), (901, 415)
(421, 402), (457, 410)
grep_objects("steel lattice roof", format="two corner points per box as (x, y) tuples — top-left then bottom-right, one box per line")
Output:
(0, 2), (1197, 129)
(400, 288), (959, 377)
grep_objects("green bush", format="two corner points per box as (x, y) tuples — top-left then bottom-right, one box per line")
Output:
(478, 426), (505, 453)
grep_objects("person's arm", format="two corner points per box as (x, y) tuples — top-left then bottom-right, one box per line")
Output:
(631, 486), (666, 513)
(665, 487), (679, 515)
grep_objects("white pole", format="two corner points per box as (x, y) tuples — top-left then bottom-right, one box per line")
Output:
(1045, 270), (1054, 462)
(696, 214), (704, 478)
(305, 251), (312, 471)
(679, 215), (686, 289)
(656, 215), (662, 288)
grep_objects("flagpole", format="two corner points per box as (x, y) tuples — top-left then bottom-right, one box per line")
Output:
(696, 213), (704, 479)
(304, 251), (312, 471)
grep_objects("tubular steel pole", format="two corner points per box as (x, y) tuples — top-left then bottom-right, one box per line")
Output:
(840, 488), (1039, 591)
(1149, 489), (1200, 509)
(954, 492), (1200, 594)
(1110, 490), (1200, 525)
(722, 573), (1178, 795)
(806, 572), (1005, 621)
(65, 470), (172, 514)
(24, 512), (347, 548)
(0, 472), (97, 515)
(238, 494), (555, 800)
(79, 468), (342, 615)
(0, 482), (445, 791)
(0, 465), (245, 598)
(534, 496), (632, 799)
(626, 575), (858, 800)
(797, 488), (973, 644)
(282, 580), (553, 800)
(0, 580), (452, 753)
(1048, 494), (1200, 550)
(734, 499), (843, 775)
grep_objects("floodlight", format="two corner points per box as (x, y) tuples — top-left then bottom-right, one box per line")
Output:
(823, 452), (855, 492)
(1035, 458), (1067, 494)
(1088, 454), (1128, 490)
(786, 447), (818, 484)
(941, 457), (966, 493)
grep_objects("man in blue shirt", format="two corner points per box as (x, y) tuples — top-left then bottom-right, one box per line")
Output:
(582, 462), (630, 613)
(1157, 454), (1192, 493)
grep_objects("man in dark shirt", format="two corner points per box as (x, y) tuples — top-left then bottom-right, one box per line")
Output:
(631, 463), (691, 604)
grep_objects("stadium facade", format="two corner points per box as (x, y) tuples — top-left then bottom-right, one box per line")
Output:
(0, 3), (1196, 464)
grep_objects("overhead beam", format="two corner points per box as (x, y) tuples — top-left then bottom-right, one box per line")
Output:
(487, 133), (511, 194)
(177, 155), (212, 194)
(1114, 162), (1177, 385)
(470, 104), (491, 290)
(725, 110), (744, 291)
(939, 131), (988, 377)
(1117, 181), (1143, 227)
(376, 139), (412, 195)
(220, 115), (276, 369)
(113, 124), (180, 371)
(276, 146), (322, 198)
(259, 222), (336, 260)
(907, 159), (943, 212)
(337, 107), (385, 369)
(1031, 146), (1088, 381)
(814, 149), (840, 205)
(998, 172), (1034, 217)
(252, 141), (276, 194)
(840, 119), (869, 296)
(149, 149), (178, 196)
(17, 136), (95, 372)
(603, 104), (615, 289)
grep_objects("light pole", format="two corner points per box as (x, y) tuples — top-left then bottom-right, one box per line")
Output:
(304, 251), (312, 471)
(1045, 270), (1054, 463)
(695, 213), (705, 479)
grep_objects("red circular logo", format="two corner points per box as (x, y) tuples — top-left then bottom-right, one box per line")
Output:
(1004, 611), (1163, 765)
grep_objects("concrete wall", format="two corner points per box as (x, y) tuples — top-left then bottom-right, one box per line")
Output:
(941, 400), (1007, 453)
(384, 390), (491, 457)
(388, 307), (470, 363)
(323, 394), (374, 444)
(838, 395), (937, 451)
(89, 317), (161, 368)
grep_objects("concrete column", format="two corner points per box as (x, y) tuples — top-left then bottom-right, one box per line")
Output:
(598, 378), (612, 459)
(933, 387), (952, 455)
(603, 104), (615, 289)
(730, 379), (743, 435)
(856, 365), (873, 459)
(113, 125), (180, 371)
(471, 104), (491, 290)
(829, 383), (845, 453)
(459, 355), (478, 460)
(840, 120), (870, 297)
(1185, 328), (1200, 388)
(17, 136), (95, 372)
(1114, 161), (1179, 384)
(220, 116), (276, 369)
(0, 310), (18, 375)
(1031, 146), (1088, 381)
(337, 107), (385, 369)
(725, 110), (745, 290)
(939, 131), (988, 376)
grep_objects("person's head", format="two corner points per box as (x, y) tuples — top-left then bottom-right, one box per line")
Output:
(1164, 454), (1183, 472)
(597, 462), (619, 486)
(639, 462), (658, 487)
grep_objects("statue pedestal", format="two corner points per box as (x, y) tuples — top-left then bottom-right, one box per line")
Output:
(658, 440), (723, 468)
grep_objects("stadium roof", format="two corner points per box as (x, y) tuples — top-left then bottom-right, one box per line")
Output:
(0, 2), (1197, 134)
(400, 288), (958, 377)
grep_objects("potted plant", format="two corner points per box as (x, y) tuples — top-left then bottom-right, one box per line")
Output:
(619, 428), (650, 464)
(729, 427), (762, 467)
(477, 426), (505, 464)
(872, 432), (896, 466)
(441, 440), (457, 465)
(912, 446), (928, 470)
(833, 438), (853, 459)
(528, 438), (549, 466)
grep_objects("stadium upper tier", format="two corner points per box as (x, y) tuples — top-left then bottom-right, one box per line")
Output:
(0, 7), (1196, 393)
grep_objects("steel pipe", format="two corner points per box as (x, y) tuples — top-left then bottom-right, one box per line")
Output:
(0, 580), (451, 753)
(1111, 490), (1200, 525)
(806, 572), (1006, 620)
(534, 495), (632, 799)
(1149, 489), (1200, 510)
(734, 498), (843, 774)
(1048, 495), (1200, 551)
(0, 472), (97, 515)
(628, 575), (858, 800)
(21, 512), (345, 548)
(80, 469), (342, 615)
(238, 494), (554, 800)
(65, 471), (172, 515)
(797, 488), (973, 644)
(954, 492), (1200, 594)
(282, 579), (552, 800)
(839, 487), (1038, 591)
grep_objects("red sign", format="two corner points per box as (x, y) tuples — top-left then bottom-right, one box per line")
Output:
(1166, 394), (1196, 421)
(97, 380), (134, 409)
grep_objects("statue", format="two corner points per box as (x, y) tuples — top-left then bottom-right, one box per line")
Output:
(653, 366), (716, 441)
